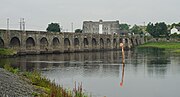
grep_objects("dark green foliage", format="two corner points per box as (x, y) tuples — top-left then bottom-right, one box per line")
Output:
(130, 24), (143, 34)
(4, 64), (20, 74)
(171, 22), (180, 29)
(170, 33), (180, 38)
(0, 48), (16, 56)
(75, 29), (82, 33)
(146, 22), (155, 37)
(46, 23), (61, 32)
(146, 22), (169, 38)
(155, 22), (168, 37)
(119, 23), (130, 31)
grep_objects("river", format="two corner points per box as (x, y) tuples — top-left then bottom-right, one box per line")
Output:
(0, 48), (180, 97)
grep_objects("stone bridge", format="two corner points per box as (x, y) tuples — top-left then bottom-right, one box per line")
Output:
(0, 29), (146, 54)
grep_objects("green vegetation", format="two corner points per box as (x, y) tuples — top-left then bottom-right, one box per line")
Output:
(138, 42), (180, 53)
(130, 24), (143, 35)
(4, 64), (20, 74)
(46, 23), (61, 32)
(170, 33), (180, 39)
(173, 49), (180, 53)
(146, 22), (169, 38)
(0, 48), (17, 56)
(171, 22), (180, 29)
(119, 23), (130, 31)
(75, 29), (82, 33)
(3, 64), (88, 97)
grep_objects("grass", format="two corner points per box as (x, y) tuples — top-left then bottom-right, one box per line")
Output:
(3, 64), (20, 74)
(3, 64), (88, 97)
(173, 49), (180, 53)
(0, 48), (17, 56)
(138, 42), (180, 53)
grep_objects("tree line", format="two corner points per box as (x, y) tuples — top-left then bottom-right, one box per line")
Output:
(46, 22), (180, 38)
(119, 22), (180, 38)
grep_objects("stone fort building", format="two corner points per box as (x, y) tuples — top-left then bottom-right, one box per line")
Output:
(82, 20), (120, 34)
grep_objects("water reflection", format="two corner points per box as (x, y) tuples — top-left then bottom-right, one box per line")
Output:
(120, 64), (125, 87)
(0, 49), (179, 77)
(0, 49), (180, 97)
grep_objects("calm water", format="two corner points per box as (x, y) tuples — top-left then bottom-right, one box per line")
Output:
(0, 49), (180, 97)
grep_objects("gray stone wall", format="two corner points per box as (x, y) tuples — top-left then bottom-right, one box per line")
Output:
(0, 29), (145, 55)
(82, 20), (120, 34)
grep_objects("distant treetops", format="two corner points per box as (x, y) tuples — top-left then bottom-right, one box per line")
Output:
(146, 22), (168, 38)
(75, 29), (82, 33)
(46, 23), (61, 32)
(146, 22), (180, 38)
(119, 22), (180, 38)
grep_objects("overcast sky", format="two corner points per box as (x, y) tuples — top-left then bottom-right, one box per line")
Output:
(0, 0), (179, 31)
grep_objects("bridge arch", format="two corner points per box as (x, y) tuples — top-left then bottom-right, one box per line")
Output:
(40, 37), (48, 50)
(52, 37), (60, 49)
(74, 38), (79, 47)
(26, 37), (35, 50)
(107, 38), (111, 48)
(100, 38), (104, 49)
(113, 38), (117, 49)
(92, 38), (97, 48)
(125, 38), (129, 49)
(119, 38), (123, 43)
(83, 38), (88, 48)
(10, 37), (20, 48)
(0, 38), (4, 48)
(64, 38), (70, 51)
(125, 38), (128, 44)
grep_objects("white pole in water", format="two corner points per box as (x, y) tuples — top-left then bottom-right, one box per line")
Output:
(120, 43), (125, 87)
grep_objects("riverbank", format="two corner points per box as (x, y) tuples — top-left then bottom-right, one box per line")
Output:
(0, 48), (17, 58)
(137, 42), (180, 53)
(0, 64), (88, 97)
(0, 68), (35, 96)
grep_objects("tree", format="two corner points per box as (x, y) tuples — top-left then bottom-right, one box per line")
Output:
(46, 23), (61, 32)
(130, 24), (143, 34)
(75, 29), (82, 33)
(119, 23), (130, 31)
(146, 22), (155, 37)
(171, 23), (180, 28)
(155, 22), (168, 37)
(146, 22), (168, 38)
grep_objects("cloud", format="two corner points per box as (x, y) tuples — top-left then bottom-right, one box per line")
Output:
(0, 0), (179, 30)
